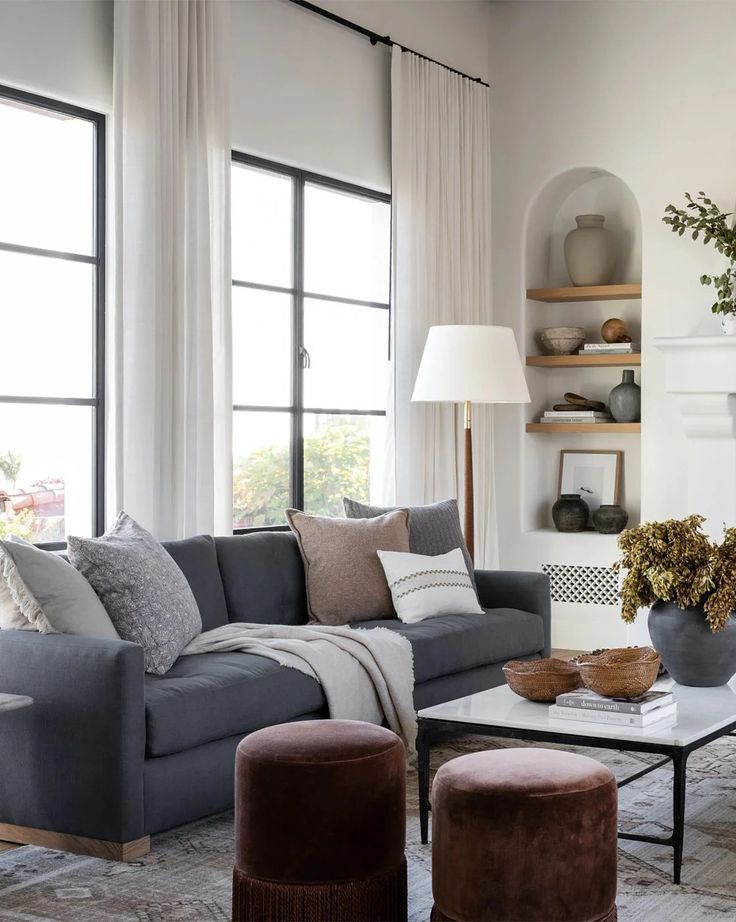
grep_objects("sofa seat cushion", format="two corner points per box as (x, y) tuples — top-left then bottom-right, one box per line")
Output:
(144, 652), (326, 757)
(357, 609), (545, 684)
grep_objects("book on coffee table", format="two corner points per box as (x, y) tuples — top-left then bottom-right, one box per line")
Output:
(549, 702), (677, 728)
(555, 688), (673, 715)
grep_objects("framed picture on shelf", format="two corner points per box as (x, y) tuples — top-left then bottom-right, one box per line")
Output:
(558, 450), (622, 516)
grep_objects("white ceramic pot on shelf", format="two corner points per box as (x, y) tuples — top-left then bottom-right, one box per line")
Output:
(564, 214), (617, 287)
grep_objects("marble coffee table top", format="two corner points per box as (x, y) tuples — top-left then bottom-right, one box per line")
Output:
(0, 693), (33, 714)
(418, 677), (736, 748)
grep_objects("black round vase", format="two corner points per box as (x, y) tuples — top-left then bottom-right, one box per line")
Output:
(552, 494), (589, 532)
(648, 601), (736, 686)
(592, 505), (628, 534)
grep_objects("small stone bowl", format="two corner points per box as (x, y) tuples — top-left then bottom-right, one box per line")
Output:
(539, 326), (586, 356)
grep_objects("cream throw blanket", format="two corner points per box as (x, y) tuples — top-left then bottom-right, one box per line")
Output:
(182, 623), (417, 753)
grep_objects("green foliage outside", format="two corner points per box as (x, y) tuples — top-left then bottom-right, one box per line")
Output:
(0, 508), (35, 541)
(234, 420), (371, 526)
(663, 192), (736, 315)
(0, 451), (22, 489)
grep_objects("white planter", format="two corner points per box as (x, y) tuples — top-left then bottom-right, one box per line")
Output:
(722, 313), (736, 335)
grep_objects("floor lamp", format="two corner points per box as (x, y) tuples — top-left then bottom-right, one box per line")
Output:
(411, 325), (530, 563)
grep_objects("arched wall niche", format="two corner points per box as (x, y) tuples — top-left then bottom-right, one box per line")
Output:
(525, 167), (642, 290)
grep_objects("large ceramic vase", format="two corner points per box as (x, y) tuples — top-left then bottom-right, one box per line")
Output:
(564, 214), (617, 287)
(552, 494), (589, 532)
(648, 601), (736, 686)
(609, 370), (641, 422)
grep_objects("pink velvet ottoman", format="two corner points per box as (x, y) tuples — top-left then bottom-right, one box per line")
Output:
(233, 720), (407, 922)
(431, 748), (618, 922)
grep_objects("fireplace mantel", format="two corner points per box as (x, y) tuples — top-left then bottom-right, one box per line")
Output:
(655, 336), (736, 394)
(655, 336), (736, 531)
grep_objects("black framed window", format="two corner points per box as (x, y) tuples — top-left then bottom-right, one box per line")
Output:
(231, 153), (391, 527)
(0, 85), (105, 546)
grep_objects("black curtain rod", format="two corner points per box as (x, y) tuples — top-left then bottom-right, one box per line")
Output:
(287, 0), (490, 88)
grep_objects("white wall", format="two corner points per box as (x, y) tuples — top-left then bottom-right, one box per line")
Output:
(317, 0), (491, 84)
(0, 0), (112, 111)
(488, 0), (736, 647)
(230, 0), (492, 190)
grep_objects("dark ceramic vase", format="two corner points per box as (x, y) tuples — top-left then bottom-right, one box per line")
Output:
(648, 601), (736, 686)
(552, 494), (589, 532)
(609, 369), (641, 422)
(592, 504), (628, 534)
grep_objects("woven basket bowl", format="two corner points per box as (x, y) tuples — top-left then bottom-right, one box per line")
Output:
(577, 646), (660, 698)
(503, 658), (583, 703)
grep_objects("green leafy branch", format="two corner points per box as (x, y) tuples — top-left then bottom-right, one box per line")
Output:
(663, 192), (736, 315)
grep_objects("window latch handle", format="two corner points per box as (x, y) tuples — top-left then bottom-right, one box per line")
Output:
(299, 346), (311, 369)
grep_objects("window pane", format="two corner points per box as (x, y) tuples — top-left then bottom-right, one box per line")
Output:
(304, 299), (389, 411)
(0, 404), (94, 542)
(0, 251), (94, 398)
(304, 184), (390, 303)
(232, 164), (293, 287)
(0, 97), (94, 255)
(303, 414), (386, 517)
(233, 288), (292, 407)
(233, 411), (291, 527)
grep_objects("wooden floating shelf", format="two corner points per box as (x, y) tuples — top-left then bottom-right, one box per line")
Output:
(526, 423), (641, 434)
(527, 354), (641, 368)
(526, 284), (642, 303)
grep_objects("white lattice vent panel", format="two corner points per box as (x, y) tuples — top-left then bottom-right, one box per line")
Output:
(543, 564), (620, 606)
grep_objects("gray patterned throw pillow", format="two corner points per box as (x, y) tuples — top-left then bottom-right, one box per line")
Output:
(67, 513), (202, 675)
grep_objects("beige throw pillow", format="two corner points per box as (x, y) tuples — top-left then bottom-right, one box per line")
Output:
(286, 508), (410, 625)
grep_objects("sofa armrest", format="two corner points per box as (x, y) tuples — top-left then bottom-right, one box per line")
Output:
(475, 569), (551, 658)
(0, 631), (146, 842)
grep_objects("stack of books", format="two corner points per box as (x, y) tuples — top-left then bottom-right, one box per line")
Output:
(549, 688), (677, 729)
(539, 410), (612, 424)
(579, 342), (641, 355)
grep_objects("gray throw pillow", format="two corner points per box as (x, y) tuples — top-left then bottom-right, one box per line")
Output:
(0, 536), (119, 638)
(343, 497), (476, 592)
(67, 512), (202, 675)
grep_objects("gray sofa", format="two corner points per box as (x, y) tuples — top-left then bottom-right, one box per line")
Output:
(0, 530), (550, 858)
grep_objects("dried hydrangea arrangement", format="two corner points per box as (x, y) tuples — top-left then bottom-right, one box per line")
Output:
(614, 515), (736, 633)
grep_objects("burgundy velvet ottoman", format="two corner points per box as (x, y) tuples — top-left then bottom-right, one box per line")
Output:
(233, 719), (407, 922)
(431, 748), (618, 922)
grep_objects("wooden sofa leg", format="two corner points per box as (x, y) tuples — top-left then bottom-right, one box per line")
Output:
(0, 823), (150, 861)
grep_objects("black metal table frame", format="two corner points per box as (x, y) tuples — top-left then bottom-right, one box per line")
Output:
(417, 715), (736, 884)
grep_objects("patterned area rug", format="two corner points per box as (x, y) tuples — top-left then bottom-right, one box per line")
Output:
(1, 735), (736, 921)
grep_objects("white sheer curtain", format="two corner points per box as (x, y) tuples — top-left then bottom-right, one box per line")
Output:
(387, 47), (496, 567)
(111, 0), (232, 539)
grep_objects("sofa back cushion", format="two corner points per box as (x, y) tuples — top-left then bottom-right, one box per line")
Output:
(215, 532), (308, 625)
(162, 535), (229, 632)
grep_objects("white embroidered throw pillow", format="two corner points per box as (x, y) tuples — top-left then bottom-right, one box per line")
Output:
(377, 547), (483, 624)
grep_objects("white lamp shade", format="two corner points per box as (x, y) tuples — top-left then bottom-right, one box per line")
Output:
(411, 325), (530, 404)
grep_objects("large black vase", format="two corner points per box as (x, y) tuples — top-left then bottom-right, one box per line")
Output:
(648, 601), (736, 686)
(552, 494), (589, 532)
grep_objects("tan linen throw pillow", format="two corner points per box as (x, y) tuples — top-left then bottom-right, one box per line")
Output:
(286, 508), (410, 625)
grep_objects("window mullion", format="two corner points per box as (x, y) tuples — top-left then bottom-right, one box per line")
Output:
(291, 173), (305, 511)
